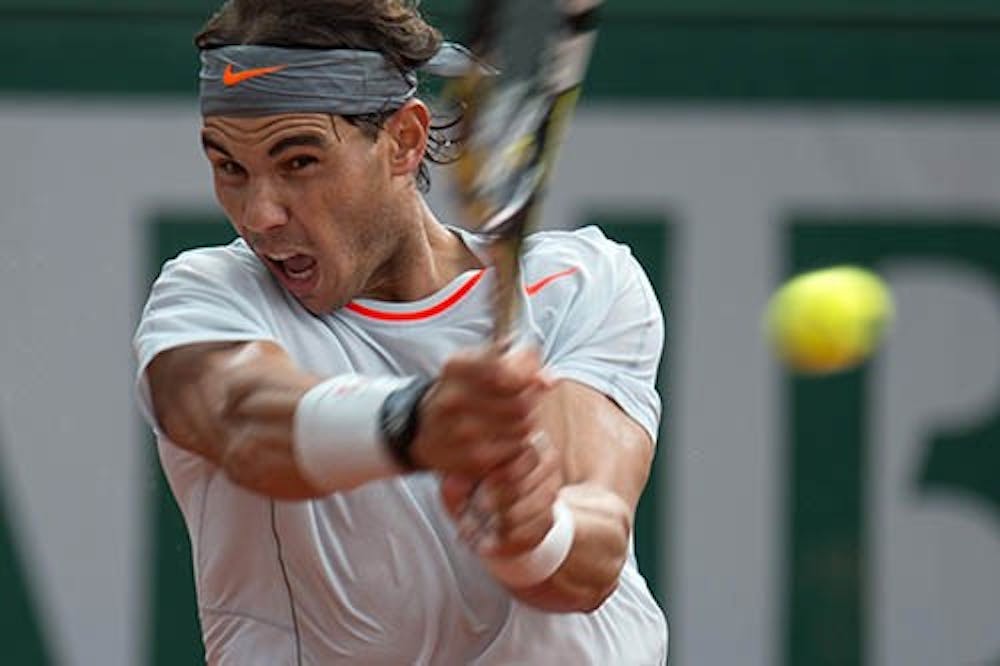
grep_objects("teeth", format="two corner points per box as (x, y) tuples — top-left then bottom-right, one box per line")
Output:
(286, 264), (315, 280)
(265, 252), (297, 261)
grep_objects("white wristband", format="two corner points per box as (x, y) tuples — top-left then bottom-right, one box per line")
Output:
(293, 375), (411, 493)
(484, 498), (576, 588)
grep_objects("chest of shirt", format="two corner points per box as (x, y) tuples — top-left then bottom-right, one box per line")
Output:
(263, 268), (577, 379)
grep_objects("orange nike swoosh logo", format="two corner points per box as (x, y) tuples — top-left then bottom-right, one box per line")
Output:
(526, 267), (578, 296)
(222, 64), (288, 87)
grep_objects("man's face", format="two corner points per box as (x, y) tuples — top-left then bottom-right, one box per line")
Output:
(201, 112), (403, 313)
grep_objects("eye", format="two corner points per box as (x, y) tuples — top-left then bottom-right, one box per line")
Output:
(286, 155), (318, 171)
(212, 159), (246, 180)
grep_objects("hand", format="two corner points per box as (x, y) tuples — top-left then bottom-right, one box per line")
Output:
(411, 344), (552, 477)
(441, 430), (564, 558)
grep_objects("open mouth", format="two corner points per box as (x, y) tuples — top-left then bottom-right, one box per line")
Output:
(278, 254), (317, 281)
(262, 252), (319, 291)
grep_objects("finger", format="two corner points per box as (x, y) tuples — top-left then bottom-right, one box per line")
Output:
(479, 503), (556, 558)
(439, 384), (544, 426)
(440, 346), (546, 396)
(457, 429), (558, 549)
(456, 451), (531, 550)
(485, 381), (550, 421)
(440, 474), (476, 518)
(417, 411), (529, 475)
(476, 444), (543, 510)
(499, 466), (561, 532)
(476, 451), (562, 555)
(487, 444), (541, 486)
(458, 480), (505, 549)
(476, 477), (561, 558)
(475, 438), (535, 477)
(492, 446), (561, 525)
(495, 431), (560, 498)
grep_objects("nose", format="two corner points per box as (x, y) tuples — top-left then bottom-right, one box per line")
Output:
(240, 178), (290, 233)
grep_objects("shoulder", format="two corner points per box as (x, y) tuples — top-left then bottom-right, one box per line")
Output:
(149, 238), (291, 311)
(521, 225), (643, 300)
(158, 238), (267, 288)
(518, 229), (665, 440)
(523, 225), (631, 266)
(135, 238), (287, 379)
(137, 238), (284, 349)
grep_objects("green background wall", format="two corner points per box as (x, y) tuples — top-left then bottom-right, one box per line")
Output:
(2, 2), (998, 665)
(3, 0), (1000, 102)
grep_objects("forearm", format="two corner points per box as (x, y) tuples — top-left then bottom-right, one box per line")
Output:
(151, 342), (419, 499)
(151, 342), (323, 499)
(506, 483), (632, 613)
(151, 341), (542, 501)
(489, 381), (652, 612)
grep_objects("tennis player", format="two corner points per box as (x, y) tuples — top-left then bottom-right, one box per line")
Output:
(134, 1), (667, 663)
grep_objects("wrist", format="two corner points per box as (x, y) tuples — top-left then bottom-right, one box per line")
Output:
(483, 496), (576, 588)
(293, 375), (421, 493)
(379, 377), (432, 470)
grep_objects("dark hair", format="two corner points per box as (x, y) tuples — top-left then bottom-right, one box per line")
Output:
(196, 0), (461, 192)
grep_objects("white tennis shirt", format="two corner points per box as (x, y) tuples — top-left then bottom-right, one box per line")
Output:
(134, 226), (668, 665)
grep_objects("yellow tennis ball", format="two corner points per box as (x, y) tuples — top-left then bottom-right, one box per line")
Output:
(765, 265), (894, 374)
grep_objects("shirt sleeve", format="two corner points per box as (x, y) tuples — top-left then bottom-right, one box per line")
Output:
(539, 227), (665, 443)
(132, 245), (279, 430)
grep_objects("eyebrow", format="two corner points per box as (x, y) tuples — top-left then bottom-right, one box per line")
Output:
(200, 132), (330, 159)
(267, 134), (330, 157)
(201, 135), (231, 157)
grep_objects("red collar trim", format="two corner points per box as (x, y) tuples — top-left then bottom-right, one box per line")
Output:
(344, 269), (486, 322)
(343, 265), (577, 322)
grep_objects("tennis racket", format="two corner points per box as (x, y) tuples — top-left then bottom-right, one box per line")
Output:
(447, 0), (603, 550)
(449, 0), (602, 343)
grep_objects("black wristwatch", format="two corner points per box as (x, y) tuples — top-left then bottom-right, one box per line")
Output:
(379, 377), (433, 470)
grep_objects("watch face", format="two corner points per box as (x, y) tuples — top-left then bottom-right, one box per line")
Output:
(380, 379), (430, 470)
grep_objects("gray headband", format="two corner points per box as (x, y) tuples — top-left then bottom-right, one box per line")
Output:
(199, 42), (486, 117)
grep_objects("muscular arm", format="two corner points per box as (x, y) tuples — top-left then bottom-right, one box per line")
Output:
(511, 379), (655, 612)
(467, 247), (662, 612)
(147, 340), (546, 500)
(146, 340), (323, 499)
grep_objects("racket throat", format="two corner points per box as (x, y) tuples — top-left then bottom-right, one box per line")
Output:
(489, 235), (524, 345)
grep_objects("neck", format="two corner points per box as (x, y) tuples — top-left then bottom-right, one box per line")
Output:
(360, 195), (482, 302)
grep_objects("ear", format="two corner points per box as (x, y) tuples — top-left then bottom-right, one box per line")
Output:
(385, 99), (430, 178)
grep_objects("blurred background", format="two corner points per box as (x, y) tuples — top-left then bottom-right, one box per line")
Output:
(1, 1), (999, 664)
